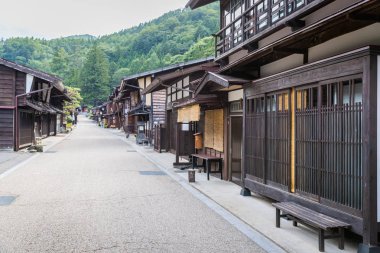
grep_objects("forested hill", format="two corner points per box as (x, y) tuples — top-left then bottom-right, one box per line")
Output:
(0, 3), (219, 105)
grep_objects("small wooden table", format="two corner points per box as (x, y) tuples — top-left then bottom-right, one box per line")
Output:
(191, 154), (223, 180)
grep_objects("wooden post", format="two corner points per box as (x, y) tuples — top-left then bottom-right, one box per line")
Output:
(223, 106), (228, 180)
(175, 122), (180, 164)
(290, 88), (296, 192)
(359, 54), (380, 252)
(241, 91), (251, 196)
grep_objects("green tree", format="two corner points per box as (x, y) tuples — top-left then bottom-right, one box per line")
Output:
(0, 2), (220, 104)
(111, 68), (131, 87)
(80, 44), (111, 105)
(50, 47), (69, 78)
(183, 36), (214, 60)
(64, 86), (83, 117)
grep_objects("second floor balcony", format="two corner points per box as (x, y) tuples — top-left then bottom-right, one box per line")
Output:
(215, 0), (334, 60)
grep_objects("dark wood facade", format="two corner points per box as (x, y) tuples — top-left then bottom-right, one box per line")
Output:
(187, 0), (380, 250)
(141, 59), (219, 164)
(0, 58), (70, 150)
(243, 47), (375, 234)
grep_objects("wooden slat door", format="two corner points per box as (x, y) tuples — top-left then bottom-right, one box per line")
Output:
(0, 109), (14, 149)
(19, 110), (34, 148)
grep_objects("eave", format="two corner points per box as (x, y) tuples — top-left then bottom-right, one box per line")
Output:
(195, 72), (250, 96)
(141, 61), (219, 95)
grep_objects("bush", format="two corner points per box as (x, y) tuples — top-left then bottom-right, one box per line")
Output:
(66, 115), (74, 123)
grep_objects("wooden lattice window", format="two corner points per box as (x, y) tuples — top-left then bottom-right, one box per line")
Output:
(295, 76), (363, 212)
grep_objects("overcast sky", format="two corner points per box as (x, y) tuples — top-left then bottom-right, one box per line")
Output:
(0, 0), (189, 39)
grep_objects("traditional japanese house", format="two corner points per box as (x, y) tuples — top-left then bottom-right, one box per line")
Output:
(139, 58), (218, 164)
(105, 87), (123, 129)
(98, 102), (109, 127)
(121, 58), (216, 144)
(187, 0), (380, 251)
(114, 82), (134, 133)
(190, 73), (250, 181)
(0, 58), (70, 151)
(119, 74), (151, 137)
(90, 106), (100, 122)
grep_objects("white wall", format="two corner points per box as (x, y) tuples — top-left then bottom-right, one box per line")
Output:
(146, 93), (152, 106)
(309, 23), (380, 63)
(260, 54), (304, 77)
(26, 74), (34, 92)
(228, 89), (243, 102)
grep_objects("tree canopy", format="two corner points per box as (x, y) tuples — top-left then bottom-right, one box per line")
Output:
(64, 86), (83, 117)
(0, 3), (219, 105)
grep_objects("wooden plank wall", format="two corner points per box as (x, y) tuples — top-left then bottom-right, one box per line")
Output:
(0, 109), (14, 149)
(0, 65), (16, 106)
(19, 110), (34, 147)
(152, 90), (166, 125)
(16, 72), (26, 106)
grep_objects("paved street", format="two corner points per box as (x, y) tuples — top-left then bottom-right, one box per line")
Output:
(0, 116), (265, 253)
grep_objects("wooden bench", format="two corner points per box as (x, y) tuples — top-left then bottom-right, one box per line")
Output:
(191, 154), (223, 180)
(272, 202), (351, 252)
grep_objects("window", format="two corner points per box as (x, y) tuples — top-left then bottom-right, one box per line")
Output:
(287, 0), (305, 13)
(166, 76), (190, 104)
(230, 101), (243, 112)
(271, 0), (285, 23)
(295, 77), (363, 210)
(257, 0), (269, 30)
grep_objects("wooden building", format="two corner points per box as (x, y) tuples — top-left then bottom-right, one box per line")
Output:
(121, 58), (217, 146)
(104, 87), (123, 129)
(187, 73), (251, 181)
(0, 58), (70, 151)
(119, 73), (152, 137)
(139, 58), (218, 161)
(187, 0), (380, 251)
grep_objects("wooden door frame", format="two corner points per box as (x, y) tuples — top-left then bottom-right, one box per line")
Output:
(228, 114), (243, 183)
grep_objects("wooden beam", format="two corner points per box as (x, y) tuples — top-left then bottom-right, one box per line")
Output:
(242, 42), (258, 53)
(285, 19), (306, 31)
(348, 13), (380, 22)
(273, 47), (308, 55)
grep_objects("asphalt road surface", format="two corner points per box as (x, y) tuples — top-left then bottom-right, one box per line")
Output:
(0, 116), (265, 253)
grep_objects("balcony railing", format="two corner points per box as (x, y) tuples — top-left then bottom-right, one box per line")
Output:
(215, 0), (319, 58)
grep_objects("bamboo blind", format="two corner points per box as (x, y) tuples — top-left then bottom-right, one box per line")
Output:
(177, 104), (200, 123)
(296, 90), (307, 109)
(204, 109), (224, 152)
(213, 109), (224, 152)
(278, 93), (289, 111)
(204, 110), (214, 148)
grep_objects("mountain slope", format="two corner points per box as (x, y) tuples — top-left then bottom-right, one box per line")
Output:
(0, 3), (219, 95)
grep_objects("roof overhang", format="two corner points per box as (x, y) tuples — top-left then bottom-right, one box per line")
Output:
(0, 58), (64, 91)
(194, 72), (250, 96)
(173, 94), (221, 108)
(26, 100), (56, 114)
(141, 61), (219, 95)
